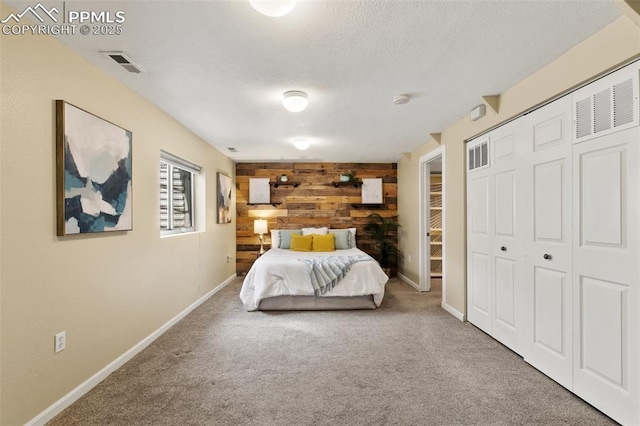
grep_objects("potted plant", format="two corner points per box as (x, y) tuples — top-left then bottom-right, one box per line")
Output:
(364, 213), (400, 276)
(339, 171), (355, 182)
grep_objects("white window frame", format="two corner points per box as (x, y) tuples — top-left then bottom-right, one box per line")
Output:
(160, 151), (202, 236)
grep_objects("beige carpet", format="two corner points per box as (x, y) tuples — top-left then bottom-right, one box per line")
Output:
(49, 278), (614, 425)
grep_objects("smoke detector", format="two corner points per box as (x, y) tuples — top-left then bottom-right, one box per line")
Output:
(393, 94), (411, 105)
(102, 51), (145, 74)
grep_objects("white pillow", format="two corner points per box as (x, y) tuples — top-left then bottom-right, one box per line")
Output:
(348, 227), (357, 248)
(302, 227), (328, 236)
(270, 230), (280, 248)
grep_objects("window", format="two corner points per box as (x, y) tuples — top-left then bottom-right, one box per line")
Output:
(160, 152), (201, 235)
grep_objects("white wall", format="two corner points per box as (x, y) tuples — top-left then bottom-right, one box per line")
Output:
(0, 3), (236, 423)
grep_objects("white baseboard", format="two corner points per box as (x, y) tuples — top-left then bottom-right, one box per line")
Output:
(26, 273), (237, 426)
(441, 301), (465, 321)
(398, 272), (420, 291)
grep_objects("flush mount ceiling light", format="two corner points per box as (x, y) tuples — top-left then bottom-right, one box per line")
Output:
(293, 138), (310, 150)
(393, 94), (411, 105)
(283, 91), (308, 112)
(249, 0), (297, 17)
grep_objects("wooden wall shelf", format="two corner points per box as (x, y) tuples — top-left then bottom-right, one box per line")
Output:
(351, 203), (385, 209)
(270, 181), (300, 188)
(332, 181), (361, 188)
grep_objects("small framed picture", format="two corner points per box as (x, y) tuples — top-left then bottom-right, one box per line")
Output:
(249, 178), (270, 204)
(362, 178), (383, 204)
(217, 172), (232, 224)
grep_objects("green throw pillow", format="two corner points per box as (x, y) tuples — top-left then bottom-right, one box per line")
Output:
(329, 229), (350, 250)
(279, 229), (302, 249)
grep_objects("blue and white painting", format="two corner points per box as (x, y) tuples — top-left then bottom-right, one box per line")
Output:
(58, 101), (132, 235)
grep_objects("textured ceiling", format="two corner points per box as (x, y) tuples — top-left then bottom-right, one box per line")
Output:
(18, 0), (623, 162)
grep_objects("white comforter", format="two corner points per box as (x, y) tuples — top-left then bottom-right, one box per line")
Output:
(240, 248), (389, 311)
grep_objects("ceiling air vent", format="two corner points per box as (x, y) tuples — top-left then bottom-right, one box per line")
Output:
(101, 51), (144, 74)
(227, 147), (238, 153)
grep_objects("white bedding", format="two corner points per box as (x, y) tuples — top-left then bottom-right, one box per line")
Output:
(240, 247), (389, 311)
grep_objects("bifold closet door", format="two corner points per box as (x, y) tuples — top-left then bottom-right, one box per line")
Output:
(466, 121), (523, 355)
(489, 121), (523, 354)
(467, 136), (493, 335)
(572, 126), (640, 425)
(522, 95), (573, 390)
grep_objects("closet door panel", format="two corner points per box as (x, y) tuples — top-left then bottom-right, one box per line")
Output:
(572, 127), (639, 425)
(522, 95), (573, 389)
(534, 161), (564, 241)
(467, 138), (493, 335)
(490, 121), (523, 354)
(495, 257), (516, 328)
(533, 267), (567, 355)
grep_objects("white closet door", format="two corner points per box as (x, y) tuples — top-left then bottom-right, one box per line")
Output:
(467, 136), (493, 334)
(489, 120), (523, 354)
(572, 126), (640, 425)
(522, 96), (573, 389)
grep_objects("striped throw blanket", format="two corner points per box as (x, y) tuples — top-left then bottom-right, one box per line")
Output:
(300, 255), (372, 296)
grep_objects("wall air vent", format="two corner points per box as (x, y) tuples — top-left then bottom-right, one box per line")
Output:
(573, 67), (638, 143)
(467, 139), (489, 172)
(101, 51), (145, 74)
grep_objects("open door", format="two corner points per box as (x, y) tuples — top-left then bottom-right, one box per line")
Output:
(419, 147), (445, 293)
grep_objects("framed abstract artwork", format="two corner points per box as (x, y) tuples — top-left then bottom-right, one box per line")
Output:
(56, 100), (133, 235)
(362, 178), (383, 204)
(249, 178), (270, 204)
(217, 172), (232, 224)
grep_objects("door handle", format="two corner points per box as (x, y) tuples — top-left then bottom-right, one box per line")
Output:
(500, 246), (506, 252)
(543, 253), (552, 260)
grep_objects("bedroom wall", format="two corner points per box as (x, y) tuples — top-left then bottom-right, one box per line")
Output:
(235, 162), (397, 274)
(397, 15), (640, 317)
(0, 3), (236, 424)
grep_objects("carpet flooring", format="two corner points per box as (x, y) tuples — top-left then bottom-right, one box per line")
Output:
(48, 278), (614, 425)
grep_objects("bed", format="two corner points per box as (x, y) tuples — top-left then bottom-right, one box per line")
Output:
(239, 246), (389, 311)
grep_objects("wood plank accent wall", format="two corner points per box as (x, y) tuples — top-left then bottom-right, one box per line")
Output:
(236, 162), (398, 274)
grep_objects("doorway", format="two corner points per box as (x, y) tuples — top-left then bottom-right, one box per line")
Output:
(419, 147), (445, 295)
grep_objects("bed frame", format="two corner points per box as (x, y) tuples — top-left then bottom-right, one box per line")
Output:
(257, 295), (377, 311)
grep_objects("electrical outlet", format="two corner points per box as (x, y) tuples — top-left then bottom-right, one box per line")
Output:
(226, 256), (232, 263)
(408, 255), (412, 263)
(55, 331), (66, 354)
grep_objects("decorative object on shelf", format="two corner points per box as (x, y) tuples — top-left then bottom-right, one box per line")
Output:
(362, 178), (383, 204)
(249, 0), (296, 17)
(56, 100), (132, 236)
(254, 219), (268, 254)
(282, 90), (308, 112)
(249, 178), (270, 204)
(339, 171), (355, 182)
(216, 172), (232, 224)
(364, 213), (400, 276)
(280, 174), (288, 182)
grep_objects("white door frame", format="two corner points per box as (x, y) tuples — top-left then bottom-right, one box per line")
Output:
(419, 146), (445, 292)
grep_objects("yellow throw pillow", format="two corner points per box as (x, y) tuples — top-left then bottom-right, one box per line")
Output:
(312, 233), (335, 252)
(290, 234), (313, 252)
